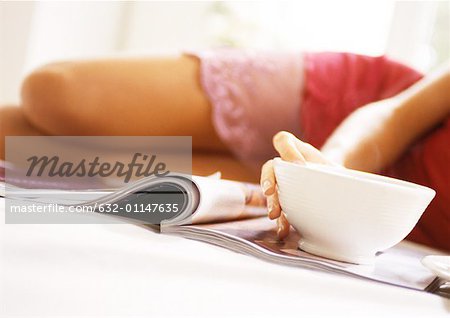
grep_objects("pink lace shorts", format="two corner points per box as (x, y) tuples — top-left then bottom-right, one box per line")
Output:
(189, 49), (422, 168)
(188, 49), (304, 167)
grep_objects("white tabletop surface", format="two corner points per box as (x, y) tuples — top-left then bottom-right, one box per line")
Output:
(1, 198), (449, 318)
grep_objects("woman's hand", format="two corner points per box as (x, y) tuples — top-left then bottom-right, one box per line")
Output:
(260, 131), (336, 240)
(261, 65), (450, 240)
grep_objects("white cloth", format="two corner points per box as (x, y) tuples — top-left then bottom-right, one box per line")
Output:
(1, 198), (448, 317)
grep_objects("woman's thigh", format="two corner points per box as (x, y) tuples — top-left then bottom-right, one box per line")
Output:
(1, 106), (257, 182)
(0, 106), (44, 159)
(21, 55), (228, 152)
(192, 152), (258, 182)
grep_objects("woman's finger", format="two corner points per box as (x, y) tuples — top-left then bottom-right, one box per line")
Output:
(273, 131), (306, 164)
(267, 189), (281, 219)
(293, 138), (332, 165)
(277, 212), (290, 240)
(260, 159), (276, 195)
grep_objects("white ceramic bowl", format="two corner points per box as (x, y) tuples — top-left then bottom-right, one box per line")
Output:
(273, 158), (435, 264)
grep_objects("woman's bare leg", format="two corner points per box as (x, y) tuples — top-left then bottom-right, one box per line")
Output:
(0, 106), (44, 159)
(192, 153), (258, 182)
(21, 55), (228, 152)
(0, 107), (258, 182)
(3, 54), (258, 180)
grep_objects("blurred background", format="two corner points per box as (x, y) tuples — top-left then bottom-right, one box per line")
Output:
(0, 0), (449, 105)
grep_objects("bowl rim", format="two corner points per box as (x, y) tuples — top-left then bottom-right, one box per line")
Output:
(273, 158), (436, 196)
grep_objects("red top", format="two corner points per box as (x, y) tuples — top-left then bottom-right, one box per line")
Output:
(301, 52), (449, 252)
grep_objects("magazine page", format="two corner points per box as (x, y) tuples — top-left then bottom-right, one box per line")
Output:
(164, 216), (446, 293)
(1, 159), (266, 226)
(189, 176), (266, 225)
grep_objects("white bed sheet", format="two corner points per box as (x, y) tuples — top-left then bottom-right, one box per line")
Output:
(1, 198), (449, 318)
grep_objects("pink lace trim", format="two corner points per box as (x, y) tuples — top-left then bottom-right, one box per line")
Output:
(188, 49), (304, 168)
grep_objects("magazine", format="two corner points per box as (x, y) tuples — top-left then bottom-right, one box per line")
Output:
(1, 171), (448, 298)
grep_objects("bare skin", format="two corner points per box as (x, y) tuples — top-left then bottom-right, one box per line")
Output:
(0, 106), (44, 159)
(20, 55), (228, 152)
(0, 106), (258, 182)
(1, 55), (259, 182)
(261, 65), (450, 239)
